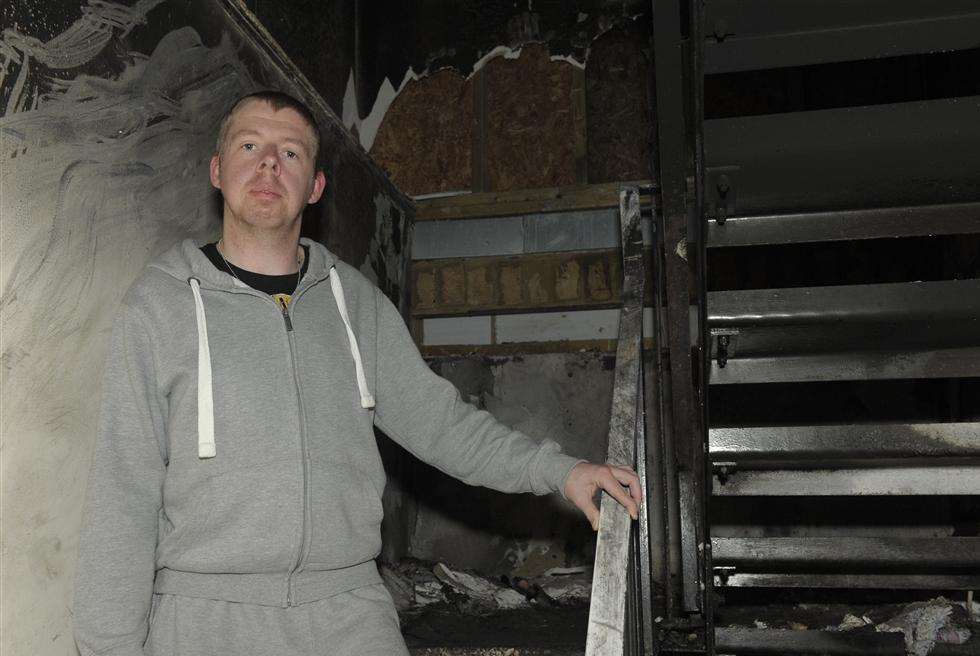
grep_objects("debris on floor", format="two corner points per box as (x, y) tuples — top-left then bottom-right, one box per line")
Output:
(380, 559), (595, 616)
(384, 560), (976, 656)
(434, 563), (529, 612)
(876, 597), (972, 656)
(535, 566), (593, 605)
(820, 597), (973, 656)
(831, 613), (874, 631)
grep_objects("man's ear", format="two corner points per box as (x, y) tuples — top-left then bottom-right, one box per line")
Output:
(307, 170), (326, 204)
(209, 154), (221, 190)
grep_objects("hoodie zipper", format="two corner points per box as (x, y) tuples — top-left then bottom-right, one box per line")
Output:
(279, 291), (310, 607)
(190, 270), (319, 608)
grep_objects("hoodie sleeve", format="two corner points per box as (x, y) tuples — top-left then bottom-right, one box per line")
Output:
(74, 302), (167, 656)
(372, 290), (583, 496)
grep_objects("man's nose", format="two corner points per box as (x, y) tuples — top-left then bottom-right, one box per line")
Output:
(257, 145), (281, 173)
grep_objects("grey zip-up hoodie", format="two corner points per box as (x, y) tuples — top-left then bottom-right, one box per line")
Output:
(73, 238), (582, 656)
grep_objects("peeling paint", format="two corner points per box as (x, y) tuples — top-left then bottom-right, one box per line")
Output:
(363, 190), (411, 305)
(347, 66), (421, 152)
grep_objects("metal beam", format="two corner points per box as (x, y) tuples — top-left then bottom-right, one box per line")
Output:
(709, 423), (980, 463)
(705, 1), (980, 73)
(707, 202), (980, 248)
(708, 321), (980, 361)
(709, 346), (980, 384)
(413, 180), (653, 221)
(706, 97), (980, 215)
(715, 628), (904, 656)
(709, 279), (980, 328)
(711, 537), (980, 567)
(712, 466), (980, 496)
(714, 572), (980, 590)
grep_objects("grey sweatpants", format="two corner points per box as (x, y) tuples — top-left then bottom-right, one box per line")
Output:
(143, 583), (410, 656)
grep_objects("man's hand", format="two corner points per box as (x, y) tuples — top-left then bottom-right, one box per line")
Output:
(563, 462), (642, 531)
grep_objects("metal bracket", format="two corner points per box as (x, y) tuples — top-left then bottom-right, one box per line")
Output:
(713, 461), (738, 486)
(713, 566), (736, 587)
(706, 166), (740, 224)
(710, 328), (739, 369)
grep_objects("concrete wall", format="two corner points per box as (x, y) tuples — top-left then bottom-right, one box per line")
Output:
(0, 2), (410, 653)
(409, 353), (615, 575)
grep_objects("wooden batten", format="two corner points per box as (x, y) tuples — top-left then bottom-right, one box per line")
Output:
(414, 180), (654, 222)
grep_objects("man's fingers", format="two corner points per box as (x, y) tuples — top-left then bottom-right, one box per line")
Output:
(585, 500), (600, 531)
(565, 462), (645, 529)
(599, 466), (639, 520)
(609, 465), (643, 504)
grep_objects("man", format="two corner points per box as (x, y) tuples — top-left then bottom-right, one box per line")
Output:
(74, 91), (641, 656)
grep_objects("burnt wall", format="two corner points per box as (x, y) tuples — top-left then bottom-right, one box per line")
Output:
(0, 2), (410, 654)
(370, 21), (654, 196)
(412, 353), (615, 575)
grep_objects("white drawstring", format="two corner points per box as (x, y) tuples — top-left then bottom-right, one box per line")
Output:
(188, 267), (373, 460)
(189, 278), (216, 458)
(329, 267), (376, 409)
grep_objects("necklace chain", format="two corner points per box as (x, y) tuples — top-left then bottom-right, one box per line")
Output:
(216, 240), (302, 293)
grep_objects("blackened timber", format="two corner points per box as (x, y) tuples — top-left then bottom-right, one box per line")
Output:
(689, 0), (713, 645)
(712, 537), (980, 567)
(705, 1), (980, 73)
(705, 97), (980, 215)
(712, 466), (980, 496)
(715, 627), (909, 655)
(707, 202), (980, 248)
(709, 422), (980, 464)
(710, 279), (980, 327)
(413, 181), (653, 221)
(585, 188), (646, 655)
(715, 573), (980, 590)
(709, 346), (980, 384)
(650, 0), (712, 627)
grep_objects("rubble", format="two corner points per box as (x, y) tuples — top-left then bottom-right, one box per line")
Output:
(434, 563), (530, 612)
(821, 597), (972, 656)
(876, 597), (972, 656)
(380, 559), (596, 616)
(535, 567), (593, 605)
(832, 613), (874, 631)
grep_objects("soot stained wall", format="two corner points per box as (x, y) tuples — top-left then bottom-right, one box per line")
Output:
(357, 0), (649, 111)
(412, 353), (615, 575)
(0, 2), (409, 654)
(240, 0), (356, 116)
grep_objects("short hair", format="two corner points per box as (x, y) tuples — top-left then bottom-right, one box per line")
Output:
(215, 90), (322, 167)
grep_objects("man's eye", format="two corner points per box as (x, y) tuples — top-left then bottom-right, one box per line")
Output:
(243, 143), (255, 151)
(285, 150), (298, 159)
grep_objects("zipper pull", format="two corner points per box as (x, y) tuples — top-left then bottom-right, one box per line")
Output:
(277, 296), (293, 331)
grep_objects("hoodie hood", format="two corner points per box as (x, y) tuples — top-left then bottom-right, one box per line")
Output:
(148, 237), (337, 290)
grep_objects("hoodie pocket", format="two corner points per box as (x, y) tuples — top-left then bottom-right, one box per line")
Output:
(305, 459), (384, 568)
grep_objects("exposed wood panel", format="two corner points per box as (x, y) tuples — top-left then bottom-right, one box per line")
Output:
(586, 24), (654, 183)
(483, 43), (578, 191)
(414, 180), (652, 221)
(370, 69), (473, 196)
(411, 249), (659, 317)
(421, 338), (657, 357)
(572, 66), (588, 183)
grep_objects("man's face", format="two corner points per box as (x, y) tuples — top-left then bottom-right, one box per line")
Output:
(210, 100), (326, 235)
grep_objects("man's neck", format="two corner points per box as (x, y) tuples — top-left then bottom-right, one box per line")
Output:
(218, 230), (304, 276)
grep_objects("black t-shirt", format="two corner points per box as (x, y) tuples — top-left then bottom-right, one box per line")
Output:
(201, 242), (310, 308)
